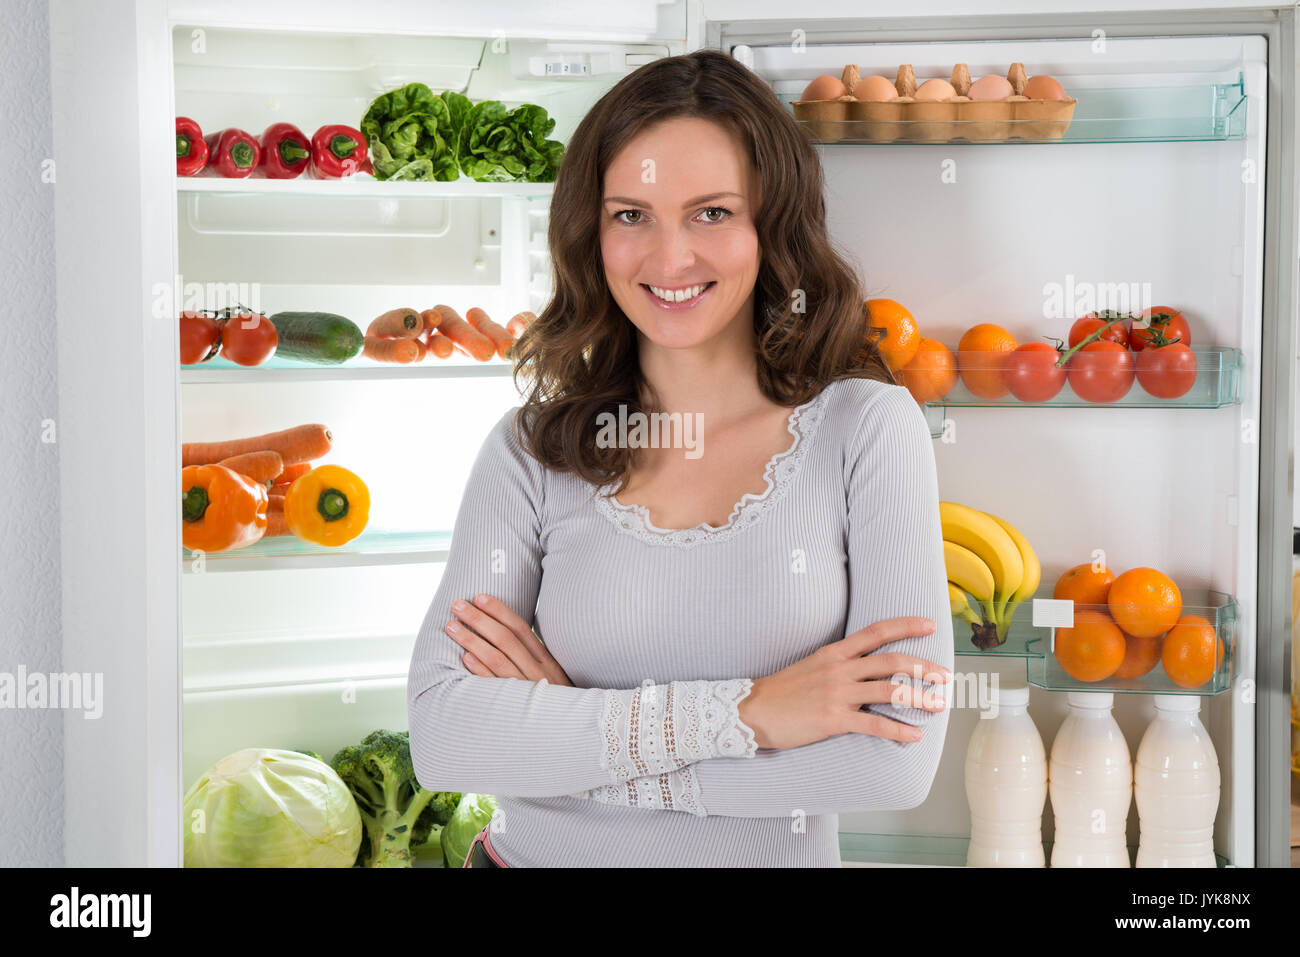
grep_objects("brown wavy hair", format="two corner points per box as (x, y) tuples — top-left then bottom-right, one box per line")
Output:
(509, 48), (896, 492)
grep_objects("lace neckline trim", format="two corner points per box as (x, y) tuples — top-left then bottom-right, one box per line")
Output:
(593, 383), (833, 548)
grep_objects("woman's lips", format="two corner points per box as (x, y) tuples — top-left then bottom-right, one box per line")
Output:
(641, 282), (716, 311)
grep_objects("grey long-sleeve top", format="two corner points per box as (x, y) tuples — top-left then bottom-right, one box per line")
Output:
(407, 376), (954, 866)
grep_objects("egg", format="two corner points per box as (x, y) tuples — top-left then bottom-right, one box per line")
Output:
(1023, 75), (1068, 100)
(968, 75), (1013, 101)
(853, 75), (899, 101)
(801, 74), (847, 101)
(914, 78), (956, 101)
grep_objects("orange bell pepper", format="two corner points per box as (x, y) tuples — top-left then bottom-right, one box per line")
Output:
(181, 464), (268, 552)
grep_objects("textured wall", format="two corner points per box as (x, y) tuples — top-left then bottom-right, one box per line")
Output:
(0, 0), (63, 866)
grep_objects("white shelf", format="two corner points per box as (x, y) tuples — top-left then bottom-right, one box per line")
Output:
(176, 175), (555, 199)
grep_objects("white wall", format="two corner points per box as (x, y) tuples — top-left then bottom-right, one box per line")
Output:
(0, 0), (64, 866)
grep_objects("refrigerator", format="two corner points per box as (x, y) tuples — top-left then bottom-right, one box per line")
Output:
(50, 0), (1296, 867)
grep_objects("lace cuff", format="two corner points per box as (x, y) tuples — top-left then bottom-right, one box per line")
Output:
(596, 678), (757, 781)
(574, 766), (707, 817)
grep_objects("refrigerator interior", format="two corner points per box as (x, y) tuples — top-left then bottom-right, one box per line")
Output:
(175, 25), (1262, 865)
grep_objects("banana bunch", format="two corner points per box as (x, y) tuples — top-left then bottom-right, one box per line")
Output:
(941, 502), (1040, 650)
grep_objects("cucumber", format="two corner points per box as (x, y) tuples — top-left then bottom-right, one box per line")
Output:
(268, 312), (364, 364)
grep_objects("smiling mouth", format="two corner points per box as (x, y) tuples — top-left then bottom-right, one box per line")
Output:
(641, 282), (716, 304)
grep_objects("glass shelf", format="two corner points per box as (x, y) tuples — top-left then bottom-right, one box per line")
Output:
(783, 77), (1246, 145)
(181, 353), (521, 383)
(181, 529), (451, 572)
(952, 589), (1238, 696)
(837, 831), (1230, 867)
(176, 175), (556, 200)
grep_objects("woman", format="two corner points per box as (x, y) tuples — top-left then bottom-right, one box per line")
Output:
(407, 49), (954, 868)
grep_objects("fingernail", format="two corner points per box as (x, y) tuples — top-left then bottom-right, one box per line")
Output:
(447, 621), (460, 634)
(474, 594), (489, 605)
(452, 600), (466, 611)
(910, 728), (923, 740)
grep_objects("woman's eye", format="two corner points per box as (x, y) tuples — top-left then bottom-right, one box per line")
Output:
(700, 206), (732, 223)
(613, 209), (643, 224)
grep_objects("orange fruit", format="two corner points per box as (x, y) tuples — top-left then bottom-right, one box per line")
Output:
(1053, 562), (1118, 611)
(864, 299), (921, 372)
(1107, 567), (1182, 639)
(957, 324), (1019, 399)
(1112, 630), (1163, 679)
(1054, 610), (1127, 682)
(1161, 615), (1223, 688)
(900, 337), (958, 403)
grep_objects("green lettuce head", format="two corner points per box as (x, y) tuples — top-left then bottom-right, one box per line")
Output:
(183, 748), (362, 868)
(440, 792), (499, 868)
(360, 83), (462, 181)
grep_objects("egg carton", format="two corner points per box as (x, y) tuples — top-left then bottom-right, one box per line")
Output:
(792, 62), (1077, 143)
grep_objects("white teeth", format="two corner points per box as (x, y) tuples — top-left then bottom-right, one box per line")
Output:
(648, 283), (709, 302)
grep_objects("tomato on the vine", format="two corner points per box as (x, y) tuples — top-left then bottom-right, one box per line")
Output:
(219, 310), (278, 366)
(1130, 306), (1190, 352)
(1004, 342), (1067, 402)
(1136, 342), (1197, 398)
(1066, 340), (1135, 403)
(179, 311), (221, 365)
(1068, 313), (1130, 349)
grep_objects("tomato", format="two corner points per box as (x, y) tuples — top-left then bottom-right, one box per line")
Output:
(1068, 313), (1130, 349)
(179, 311), (221, 365)
(1136, 342), (1198, 398)
(1130, 306), (1190, 352)
(219, 311), (278, 366)
(1004, 342), (1067, 402)
(1066, 340), (1135, 402)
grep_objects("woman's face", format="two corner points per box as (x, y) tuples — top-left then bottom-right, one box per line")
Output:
(599, 116), (762, 352)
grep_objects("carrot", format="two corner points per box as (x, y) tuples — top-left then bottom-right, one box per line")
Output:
(266, 501), (292, 537)
(363, 335), (421, 363)
(271, 462), (311, 487)
(268, 491), (286, 508)
(426, 330), (455, 358)
(366, 307), (423, 338)
(466, 307), (514, 360)
(411, 336), (428, 361)
(506, 311), (535, 337)
(420, 308), (443, 333)
(216, 450), (283, 486)
(431, 304), (495, 361)
(183, 425), (332, 467)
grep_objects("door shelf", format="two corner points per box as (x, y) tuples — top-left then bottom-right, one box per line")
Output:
(182, 354), (520, 383)
(182, 529), (451, 572)
(837, 831), (1230, 867)
(177, 176), (556, 200)
(953, 589), (1238, 696)
(781, 78), (1246, 146)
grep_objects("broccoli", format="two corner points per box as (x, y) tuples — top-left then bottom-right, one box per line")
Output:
(330, 730), (461, 868)
(293, 748), (324, 762)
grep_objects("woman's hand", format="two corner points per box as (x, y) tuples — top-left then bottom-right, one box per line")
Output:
(738, 617), (951, 750)
(446, 594), (573, 687)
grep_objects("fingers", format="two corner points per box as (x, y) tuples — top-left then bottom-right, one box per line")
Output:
(833, 617), (938, 660)
(468, 594), (551, 660)
(846, 652), (952, 685)
(842, 710), (929, 743)
(845, 677), (949, 713)
(445, 603), (533, 680)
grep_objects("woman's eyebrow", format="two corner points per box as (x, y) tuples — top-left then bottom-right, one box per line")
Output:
(602, 191), (744, 209)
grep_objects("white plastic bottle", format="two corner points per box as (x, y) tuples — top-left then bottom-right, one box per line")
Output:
(1049, 692), (1132, 867)
(1134, 694), (1220, 868)
(965, 682), (1047, 867)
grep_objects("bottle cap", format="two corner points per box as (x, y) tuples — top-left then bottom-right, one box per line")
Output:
(1153, 693), (1201, 712)
(1067, 691), (1113, 709)
(993, 681), (1030, 707)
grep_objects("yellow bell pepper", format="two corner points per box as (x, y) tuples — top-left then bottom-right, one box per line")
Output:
(284, 464), (369, 547)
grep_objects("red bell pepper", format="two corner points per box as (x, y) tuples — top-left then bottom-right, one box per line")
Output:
(176, 117), (208, 176)
(310, 124), (370, 178)
(203, 128), (261, 178)
(257, 122), (311, 179)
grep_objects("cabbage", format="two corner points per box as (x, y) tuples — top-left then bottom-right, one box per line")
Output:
(183, 748), (362, 868)
(440, 793), (498, 868)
